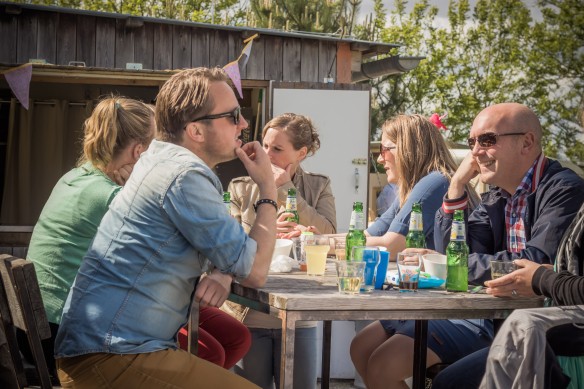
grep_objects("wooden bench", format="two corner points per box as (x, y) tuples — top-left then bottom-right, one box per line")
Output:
(0, 254), (55, 388)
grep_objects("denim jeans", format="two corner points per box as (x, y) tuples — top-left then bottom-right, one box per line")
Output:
(234, 326), (317, 389)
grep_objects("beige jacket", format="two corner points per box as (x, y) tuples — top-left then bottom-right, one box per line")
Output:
(224, 166), (337, 328)
(228, 166), (337, 234)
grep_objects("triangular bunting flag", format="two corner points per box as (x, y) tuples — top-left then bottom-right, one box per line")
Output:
(3, 63), (32, 110)
(223, 60), (243, 99)
(240, 39), (253, 69)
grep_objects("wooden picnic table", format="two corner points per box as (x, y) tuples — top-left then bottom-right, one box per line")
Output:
(228, 261), (544, 389)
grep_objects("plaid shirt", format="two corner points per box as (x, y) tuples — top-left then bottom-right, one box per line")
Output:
(505, 154), (547, 253)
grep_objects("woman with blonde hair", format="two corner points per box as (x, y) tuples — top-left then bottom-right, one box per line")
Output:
(351, 114), (491, 389)
(366, 114), (479, 256)
(24, 97), (155, 380)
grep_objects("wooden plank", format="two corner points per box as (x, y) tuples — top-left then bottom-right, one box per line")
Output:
(56, 13), (77, 66)
(95, 17), (116, 69)
(282, 38), (301, 82)
(36, 11), (57, 64)
(264, 35), (283, 82)
(245, 35), (264, 80)
(191, 28), (210, 68)
(76, 15), (96, 67)
(335, 42), (351, 84)
(318, 40), (336, 81)
(153, 23), (172, 70)
(227, 32), (244, 77)
(209, 29), (229, 69)
(115, 19), (134, 69)
(134, 22), (154, 70)
(16, 11), (37, 64)
(300, 39), (319, 82)
(172, 24), (192, 69)
(0, 11), (17, 63)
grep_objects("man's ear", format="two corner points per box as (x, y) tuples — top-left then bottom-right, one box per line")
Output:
(185, 122), (205, 143)
(521, 132), (536, 155)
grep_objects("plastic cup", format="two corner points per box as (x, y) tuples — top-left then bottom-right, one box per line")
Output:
(397, 252), (421, 292)
(375, 250), (390, 290)
(335, 261), (366, 294)
(490, 260), (516, 279)
(304, 235), (330, 276)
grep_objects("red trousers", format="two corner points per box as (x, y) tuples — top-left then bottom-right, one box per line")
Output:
(178, 306), (251, 369)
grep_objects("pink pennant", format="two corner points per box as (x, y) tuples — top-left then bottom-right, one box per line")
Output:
(240, 40), (253, 69)
(4, 64), (32, 110)
(430, 113), (448, 130)
(223, 61), (243, 99)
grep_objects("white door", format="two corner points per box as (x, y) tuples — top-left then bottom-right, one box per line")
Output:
(270, 83), (371, 232)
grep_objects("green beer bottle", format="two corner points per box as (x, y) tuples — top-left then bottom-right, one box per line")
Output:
(405, 202), (426, 248)
(446, 209), (469, 292)
(223, 191), (231, 216)
(286, 188), (300, 223)
(346, 201), (366, 261)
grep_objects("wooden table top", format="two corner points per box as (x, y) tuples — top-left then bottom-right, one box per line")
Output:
(230, 261), (544, 318)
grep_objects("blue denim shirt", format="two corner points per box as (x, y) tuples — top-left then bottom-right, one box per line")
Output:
(55, 140), (257, 357)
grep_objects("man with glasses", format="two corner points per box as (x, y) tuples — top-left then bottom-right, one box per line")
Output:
(435, 102), (584, 284)
(54, 68), (277, 388)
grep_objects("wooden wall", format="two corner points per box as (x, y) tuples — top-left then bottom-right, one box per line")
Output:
(0, 5), (337, 82)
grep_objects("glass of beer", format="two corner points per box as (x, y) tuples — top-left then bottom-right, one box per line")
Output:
(335, 260), (366, 294)
(304, 235), (330, 276)
(397, 252), (421, 292)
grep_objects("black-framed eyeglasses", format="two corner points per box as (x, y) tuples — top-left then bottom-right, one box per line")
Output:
(191, 106), (241, 126)
(380, 145), (396, 154)
(467, 132), (526, 149)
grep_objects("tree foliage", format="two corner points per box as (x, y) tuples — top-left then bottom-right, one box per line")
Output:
(358, 0), (583, 165)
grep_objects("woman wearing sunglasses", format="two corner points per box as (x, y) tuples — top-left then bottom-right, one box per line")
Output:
(227, 113), (336, 389)
(365, 114), (479, 255)
(351, 114), (488, 389)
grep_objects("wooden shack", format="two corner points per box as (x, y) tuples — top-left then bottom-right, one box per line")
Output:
(0, 2), (417, 258)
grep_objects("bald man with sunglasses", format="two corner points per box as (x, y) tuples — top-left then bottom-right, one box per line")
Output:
(435, 102), (584, 284)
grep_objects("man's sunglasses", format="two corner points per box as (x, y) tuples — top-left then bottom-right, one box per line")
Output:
(467, 132), (526, 149)
(191, 106), (241, 126)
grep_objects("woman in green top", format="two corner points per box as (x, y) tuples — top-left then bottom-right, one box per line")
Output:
(25, 97), (155, 377)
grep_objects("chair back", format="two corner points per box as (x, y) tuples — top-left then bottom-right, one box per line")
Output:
(0, 254), (53, 388)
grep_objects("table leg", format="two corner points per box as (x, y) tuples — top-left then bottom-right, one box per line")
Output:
(321, 320), (332, 389)
(412, 319), (428, 389)
(280, 311), (296, 389)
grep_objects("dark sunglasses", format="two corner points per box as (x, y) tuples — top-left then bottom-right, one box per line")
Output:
(191, 106), (241, 126)
(467, 132), (526, 149)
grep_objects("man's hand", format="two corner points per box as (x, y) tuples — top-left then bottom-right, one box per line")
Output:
(112, 163), (134, 186)
(448, 152), (479, 199)
(194, 269), (233, 307)
(484, 259), (542, 298)
(236, 142), (276, 194)
(271, 163), (294, 187)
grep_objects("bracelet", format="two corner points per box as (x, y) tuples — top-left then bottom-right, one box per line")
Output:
(254, 198), (278, 212)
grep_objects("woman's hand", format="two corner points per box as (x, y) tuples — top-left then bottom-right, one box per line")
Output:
(484, 259), (543, 298)
(112, 163), (134, 186)
(276, 215), (320, 239)
(271, 163), (294, 187)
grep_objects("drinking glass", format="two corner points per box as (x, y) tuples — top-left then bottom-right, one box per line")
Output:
(335, 260), (366, 294)
(304, 235), (330, 276)
(333, 237), (347, 260)
(396, 252), (421, 292)
(490, 260), (516, 279)
(351, 246), (380, 293)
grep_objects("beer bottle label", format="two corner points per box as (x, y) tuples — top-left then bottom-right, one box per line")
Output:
(353, 212), (365, 230)
(409, 212), (423, 232)
(349, 211), (356, 229)
(450, 221), (465, 241)
(286, 196), (297, 211)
